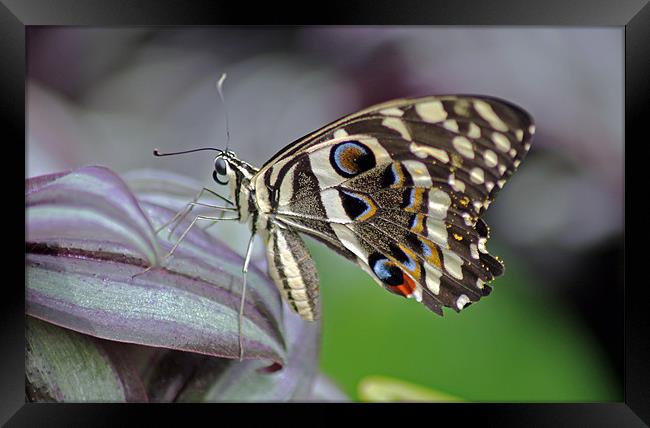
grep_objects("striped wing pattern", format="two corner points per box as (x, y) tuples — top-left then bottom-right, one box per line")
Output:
(255, 95), (534, 316)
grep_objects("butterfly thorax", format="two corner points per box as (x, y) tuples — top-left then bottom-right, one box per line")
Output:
(215, 152), (260, 225)
(214, 150), (322, 320)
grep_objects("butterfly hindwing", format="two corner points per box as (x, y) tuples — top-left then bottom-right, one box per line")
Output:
(254, 95), (534, 316)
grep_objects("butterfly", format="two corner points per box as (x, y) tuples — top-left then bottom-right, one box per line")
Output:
(152, 94), (534, 359)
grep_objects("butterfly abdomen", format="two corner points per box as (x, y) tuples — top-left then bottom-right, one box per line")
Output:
(265, 224), (320, 321)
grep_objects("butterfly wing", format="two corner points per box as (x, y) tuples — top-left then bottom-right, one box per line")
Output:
(254, 95), (534, 315)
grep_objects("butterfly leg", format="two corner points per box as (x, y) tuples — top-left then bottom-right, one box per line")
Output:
(164, 214), (239, 263)
(239, 233), (256, 361)
(167, 202), (236, 239)
(133, 214), (239, 279)
(154, 187), (234, 237)
(166, 186), (235, 237)
(202, 207), (229, 232)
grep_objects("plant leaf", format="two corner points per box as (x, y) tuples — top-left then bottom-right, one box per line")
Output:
(26, 166), (286, 366)
(123, 169), (213, 210)
(142, 299), (322, 401)
(26, 317), (148, 402)
(26, 166), (160, 264)
(308, 374), (349, 401)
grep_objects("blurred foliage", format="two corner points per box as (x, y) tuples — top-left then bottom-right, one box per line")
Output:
(358, 375), (463, 402)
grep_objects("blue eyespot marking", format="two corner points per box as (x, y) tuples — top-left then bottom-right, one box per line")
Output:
(420, 239), (433, 258)
(330, 141), (377, 178)
(339, 190), (377, 221)
(400, 187), (426, 211)
(368, 252), (403, 286)
(390, 243), (417, 272)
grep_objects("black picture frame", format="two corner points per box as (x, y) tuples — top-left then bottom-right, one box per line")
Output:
(5, 0), (648, 426)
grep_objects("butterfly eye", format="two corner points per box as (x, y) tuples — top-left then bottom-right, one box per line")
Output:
(215, 158), (227, 175)
(213, 158), (229, 185)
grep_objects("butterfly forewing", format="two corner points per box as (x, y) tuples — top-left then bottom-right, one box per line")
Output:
(254, 95), (534, 317)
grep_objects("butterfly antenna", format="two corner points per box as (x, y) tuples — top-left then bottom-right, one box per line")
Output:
(153, 147), (222, 157)
(216, 73), (231, 153)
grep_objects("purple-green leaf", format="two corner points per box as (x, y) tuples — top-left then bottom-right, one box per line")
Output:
(123, 169), (213, 211)
(26, 317), (148, 402)
(27, 166), (160, 264)
(142, 302), (323, 401)
(26, 166), (286, 366)
(308, 374), (349, 401)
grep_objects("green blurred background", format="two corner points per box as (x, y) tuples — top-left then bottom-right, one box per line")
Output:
(27, 27), (623, 401)
(314, 242), (619, 401)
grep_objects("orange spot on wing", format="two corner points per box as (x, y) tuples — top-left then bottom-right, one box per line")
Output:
(392, 273), (417, 298)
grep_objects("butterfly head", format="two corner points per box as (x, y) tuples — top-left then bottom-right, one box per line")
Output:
(153, 146), (256, 191)
(211, 149), (259, 212)
(212, 149), (257, 184)
(212, 150), (233, 185)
